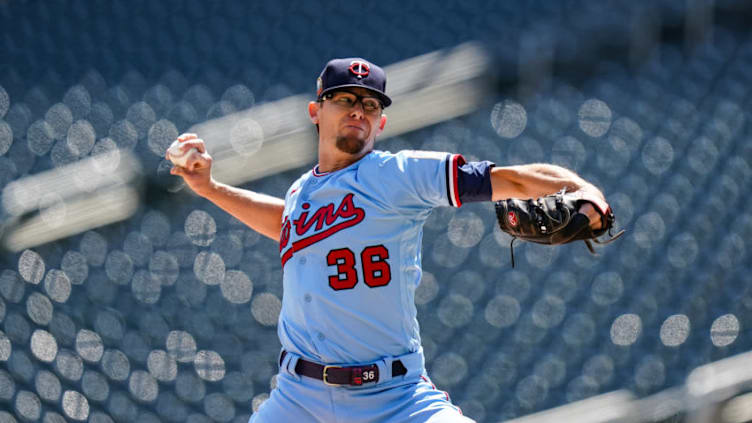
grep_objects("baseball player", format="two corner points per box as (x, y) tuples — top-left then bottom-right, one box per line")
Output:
(168, 58), (610, 422)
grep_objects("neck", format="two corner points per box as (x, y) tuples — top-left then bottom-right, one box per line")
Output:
(317, 138), (373, 173)
(317, 150), (369, 173)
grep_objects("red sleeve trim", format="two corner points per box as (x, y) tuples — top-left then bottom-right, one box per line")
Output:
(447, 154), (465, 207)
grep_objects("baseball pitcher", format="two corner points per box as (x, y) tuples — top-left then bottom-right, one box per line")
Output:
(168, 58), (619, 423)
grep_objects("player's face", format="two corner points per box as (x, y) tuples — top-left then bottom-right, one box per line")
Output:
(310, 87), (386, 155)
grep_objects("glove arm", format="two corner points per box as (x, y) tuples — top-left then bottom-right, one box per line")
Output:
(490, 164), (602, 202)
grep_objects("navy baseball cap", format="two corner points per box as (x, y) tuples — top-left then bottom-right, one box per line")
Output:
(316, 58), (392, 107)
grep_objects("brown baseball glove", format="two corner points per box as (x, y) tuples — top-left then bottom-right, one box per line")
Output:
(495, 189), (625, 267)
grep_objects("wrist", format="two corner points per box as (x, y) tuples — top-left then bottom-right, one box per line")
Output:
(195, 178), (219, 199)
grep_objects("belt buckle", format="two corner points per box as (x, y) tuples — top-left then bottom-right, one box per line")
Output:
(322, 365), (343, 386)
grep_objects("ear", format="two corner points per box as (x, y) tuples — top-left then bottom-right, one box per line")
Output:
(308, 101), (320, 124)
(378, 114), (387, 132)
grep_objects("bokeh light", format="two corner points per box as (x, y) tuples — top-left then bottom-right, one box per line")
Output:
(566, 375), (598, 402)
(147, 350), (178, 382)
(484, 295), (520, 328)
(438, 294), (474, 328)
(26, 292), (53, 326)
(35, 370), (62, 403)
(221, 270), (253, 304)
(659, 314), (690, 347)
(46, 103), (74, 141)
(641, 136), (674, 175)
(44, 270), (71, 303)
(194, 251), (225, 285)
(447, 210), (485, 248)
(562, 313), (596, 347)
(610, 314), (642, 346)
(634, 355), (666, 393)
(551, 135), (586, 171)
(75, 329), (104, 363)
(491, 100), (527, 139)
(0, 120), (12, 156)
(0, 85), (9, 118)
(516, 375), (548, 409)
(55, 349), (84, 382)
(415, 272), (439, 305)
(583, 354), (614, 386)
(250, 293), (281, 327)
(101, 349), (130, 382)
(166, 330), (197, 363)
(129, 370), (159, 403)
(148, 119), (179, 157)
(430, 352), (468, 388)
(30, 329), (58, 362)
(591, 272), (624, 306)
(194, 350), (225, 382)
(533, 354), (566, 388)
(230, 119), (264, 156)
(62, 390), (90, 421)
(531, 295), (566, 329)
(66, 120), (96, 157)
(19, 249), (45, 285)
(710, 314), (739, 347)
(578, 98), (612, 137)
(185, 210), (217, 247)
(15, 390), (42, 421)
(0, 332), (11, 361)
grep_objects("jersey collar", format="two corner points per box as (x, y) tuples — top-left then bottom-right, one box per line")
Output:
(312, 165), (331, 177)
(311, 151), (375, 177)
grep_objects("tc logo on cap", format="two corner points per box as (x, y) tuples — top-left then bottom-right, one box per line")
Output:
(349, 61), (370, 78)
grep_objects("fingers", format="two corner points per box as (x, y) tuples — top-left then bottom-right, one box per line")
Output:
(571, 188), (609, 216)
(179, 140), (206, 154)
(166, 134), (207, 161)
(170, 152), (211, 175)
(176, 133), (206, 153)
(578, 202), (605, 230)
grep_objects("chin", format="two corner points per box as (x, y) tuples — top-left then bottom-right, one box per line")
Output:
(336, 135), (367, 155)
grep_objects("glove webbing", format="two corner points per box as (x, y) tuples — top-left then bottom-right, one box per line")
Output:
(507, 215), (625, 267)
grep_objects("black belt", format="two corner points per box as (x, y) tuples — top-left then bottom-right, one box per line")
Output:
(280, 351), (407, 386)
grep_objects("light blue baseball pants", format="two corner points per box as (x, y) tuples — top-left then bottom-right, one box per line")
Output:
(248, 350), (476, 423)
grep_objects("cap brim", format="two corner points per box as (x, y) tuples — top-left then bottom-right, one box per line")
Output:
(318, 85), (392, 107)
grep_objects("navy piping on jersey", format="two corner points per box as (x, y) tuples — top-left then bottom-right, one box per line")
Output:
(312, 165), (330, 177)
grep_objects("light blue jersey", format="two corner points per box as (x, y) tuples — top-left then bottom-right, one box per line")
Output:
(277, 149), (463, 365)
(250, 149), (477, 422)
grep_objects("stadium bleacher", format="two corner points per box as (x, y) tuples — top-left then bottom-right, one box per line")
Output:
(0, 1), (751, 422)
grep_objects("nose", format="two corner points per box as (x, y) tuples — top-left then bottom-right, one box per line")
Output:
(349, 101), (366, 119)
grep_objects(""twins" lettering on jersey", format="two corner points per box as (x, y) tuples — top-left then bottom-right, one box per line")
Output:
(280, 193), (365, 266)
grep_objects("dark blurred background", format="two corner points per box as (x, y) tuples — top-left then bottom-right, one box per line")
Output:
(1, 1), (751, 422)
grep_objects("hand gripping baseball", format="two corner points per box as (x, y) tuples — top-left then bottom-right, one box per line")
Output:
(166, 133), (214, 196)
(495, 189), (625, 267)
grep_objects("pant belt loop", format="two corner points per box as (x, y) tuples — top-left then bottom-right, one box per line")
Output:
(394, 348), (424, 380)
(280, 350), (302, 381)
(375, 358), (392, 385)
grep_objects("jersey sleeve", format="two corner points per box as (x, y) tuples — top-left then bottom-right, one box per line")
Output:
(371, 150), (464, 211)
(366, 150), (497, 212)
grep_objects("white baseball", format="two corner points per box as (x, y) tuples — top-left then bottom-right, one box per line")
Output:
(167, 140), (199, 168)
